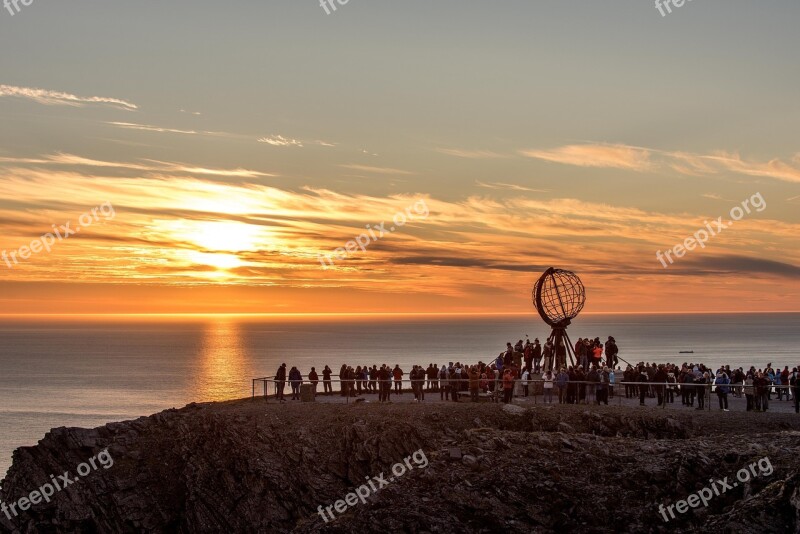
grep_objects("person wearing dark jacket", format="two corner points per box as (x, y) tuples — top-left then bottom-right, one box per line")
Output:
(754, 372), (769, 411)
(714, 372), (730, 411)
(322, 365), (332, 395)
(275, 363), (287, 402)
(288, 366), (302, 400)
(469, 367), (481, 402)
(695, 372), (708, 410)
(308, 367), (319, 398)
(532, 339), (542, 373)
(604, 337), (619, 370)
(653, 365), (668, 406)
(638, 367), (649, 406)
(790, 369), (799, 414)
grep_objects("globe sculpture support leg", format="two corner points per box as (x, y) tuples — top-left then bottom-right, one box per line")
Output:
(547, 327), (576, 370)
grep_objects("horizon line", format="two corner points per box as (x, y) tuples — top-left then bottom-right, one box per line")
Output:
(0, 311), (798, 318)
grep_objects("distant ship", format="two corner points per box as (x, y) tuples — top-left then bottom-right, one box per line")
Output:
(679, 350), (694, 354)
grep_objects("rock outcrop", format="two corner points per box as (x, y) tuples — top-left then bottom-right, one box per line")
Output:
(1, 401), (798, 533)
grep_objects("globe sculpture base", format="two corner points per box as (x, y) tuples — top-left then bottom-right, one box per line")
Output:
(545, 326), (575, 372)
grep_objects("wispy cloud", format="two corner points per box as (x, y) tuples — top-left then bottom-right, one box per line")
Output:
(0, 84), (137, 110)
(0, 152), (275, 178)
(108, 122), (199, 135)
(701, 193), (733, 201)
(339, 164), (414, 175)
(475, 180), (548, 193)
(258, 135), (303, 147)
(521, 142), (800, 184)
(436, 148), (508, 159)
(520, 143), (653, 171)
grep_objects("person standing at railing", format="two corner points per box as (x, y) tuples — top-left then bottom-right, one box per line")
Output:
(542, 370), (554, 404)
(502, 369), (515, 404)
(322, 365), (332, 396)
(468, 366), (480, 402)
(790, 368), (799, 413)
(714, 371), (730, 411)
(542, 341), (554, 373)
(638, 366), (649, 406)
(275, 363), (287, 402)
(597, 366), (610, 405)
(369, 365), (378, 393)
(393, 365), (404, 395)
(780, 366), (790, 401)
(449, 365), (460, 402)
(520, 368), (530, 397)
(653, 365), (667, 407)
(339, 364), (348, 397)
(695, 372), (709, 410)
(309, 367), (319, 399)
(532, 338), (542, 374)
(439, 364), (449, 400)
(608, 368), (616, 399)
(556, 367), (569, 404)
(378, 365), (391, 402)
(754, 371), (769, 412)
(288, 366), (302, 401)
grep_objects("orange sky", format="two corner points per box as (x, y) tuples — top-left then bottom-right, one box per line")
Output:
(2, 3), (799, 314)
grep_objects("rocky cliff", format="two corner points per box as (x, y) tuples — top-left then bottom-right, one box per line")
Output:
(1, 401), (798, 533)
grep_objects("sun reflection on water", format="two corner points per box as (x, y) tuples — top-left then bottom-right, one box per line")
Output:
(194, 319), (251, 402)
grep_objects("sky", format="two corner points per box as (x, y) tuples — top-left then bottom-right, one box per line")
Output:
(0, 0), (798, 314)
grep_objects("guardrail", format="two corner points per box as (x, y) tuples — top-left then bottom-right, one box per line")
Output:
(253, 374), (795, 409)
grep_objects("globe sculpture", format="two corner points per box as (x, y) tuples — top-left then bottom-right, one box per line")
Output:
(532, 267), (586, 369)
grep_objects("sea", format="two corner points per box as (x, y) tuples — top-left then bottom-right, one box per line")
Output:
(0, 312), (798, 477)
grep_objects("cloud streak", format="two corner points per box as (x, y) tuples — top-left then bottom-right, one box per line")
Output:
(0, 84), (137, 110)
(521, 142), (800, 184)
(258, 135), (303, 147)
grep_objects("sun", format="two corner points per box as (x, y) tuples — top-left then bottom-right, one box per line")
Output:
(189, 221), (265, 252)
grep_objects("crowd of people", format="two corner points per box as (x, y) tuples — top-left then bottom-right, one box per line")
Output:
(270, 336), (800, 414)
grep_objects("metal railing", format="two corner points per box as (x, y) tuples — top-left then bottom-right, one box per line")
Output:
(253, 374), (796, 409)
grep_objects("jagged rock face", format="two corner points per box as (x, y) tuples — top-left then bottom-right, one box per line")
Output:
(1, 402), (799, 533)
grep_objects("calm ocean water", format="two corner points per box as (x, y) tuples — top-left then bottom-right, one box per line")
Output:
(0, 313), (798, 476)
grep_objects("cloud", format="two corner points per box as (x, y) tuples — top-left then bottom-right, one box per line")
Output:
(179, 109), (202, 115)
(0, 84), (137, 110)
(521, 142), (800, 184)
(258, 135), (303, 147)
(436, 148), (507, 159)
(683, 255), (800, 279)
(521, 143), (652, 171)
(108, 122), (199, 135)
(0, 152), (275, 178)
(701, 193), (733, 201)
(475, 180), (549, 193)
(339, 164), (414, 175)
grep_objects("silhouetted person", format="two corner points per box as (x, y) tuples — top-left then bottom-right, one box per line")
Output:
(275, 363), (287, 402)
